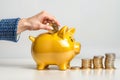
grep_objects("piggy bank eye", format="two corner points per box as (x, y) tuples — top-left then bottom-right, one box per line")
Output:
(71, 39), (74, 42)
(69, 37), (74, 42)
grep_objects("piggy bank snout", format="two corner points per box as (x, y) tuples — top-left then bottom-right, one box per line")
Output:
(74, 42), (81, 54)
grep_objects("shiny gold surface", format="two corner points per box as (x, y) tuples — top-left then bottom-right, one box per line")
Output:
(29, 26), (81, 70)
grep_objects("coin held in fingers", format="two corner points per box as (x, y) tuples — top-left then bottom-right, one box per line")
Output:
(49, 23), (59, 33)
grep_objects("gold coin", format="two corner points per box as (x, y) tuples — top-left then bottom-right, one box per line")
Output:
(49, 23), (59, 33)
(81, 67), (91, 69)
(105, 67), (116, 69)
(70, 66), (81, 70)
(94, 55), (104, 59)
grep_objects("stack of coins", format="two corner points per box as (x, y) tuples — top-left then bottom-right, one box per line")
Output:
(105, 53), (116, 69)
(93, 56), (104, 69)
(49, 23), (59, 33)
(81, 58), (92, 69)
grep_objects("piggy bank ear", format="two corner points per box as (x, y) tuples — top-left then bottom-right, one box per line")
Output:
(67, 27), (75, 36)
(57, 26), (68, 38)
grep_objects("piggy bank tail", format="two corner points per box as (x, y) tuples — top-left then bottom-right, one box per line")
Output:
(29, 36), (35, 42)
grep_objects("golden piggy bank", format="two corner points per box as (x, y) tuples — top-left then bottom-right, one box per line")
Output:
(29, 26), (81, 70)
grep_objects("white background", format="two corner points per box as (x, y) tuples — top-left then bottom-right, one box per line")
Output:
(0, 0), (120, 58)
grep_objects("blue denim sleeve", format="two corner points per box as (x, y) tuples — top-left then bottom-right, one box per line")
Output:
(0, 18), (20, 42)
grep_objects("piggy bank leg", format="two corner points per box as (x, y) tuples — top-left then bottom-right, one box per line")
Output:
(37, 64), (46, 70)
(67, 62), (70, 69)
(59, 63), (68, 70)
(45, 65), (49, 69)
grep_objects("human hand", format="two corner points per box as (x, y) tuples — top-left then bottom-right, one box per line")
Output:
(17, 11), (60, 34)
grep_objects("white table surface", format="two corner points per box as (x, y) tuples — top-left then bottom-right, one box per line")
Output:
(0, 58), (120, 80)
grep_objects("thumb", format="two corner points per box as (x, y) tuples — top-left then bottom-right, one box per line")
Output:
(40, 24), (54, 30)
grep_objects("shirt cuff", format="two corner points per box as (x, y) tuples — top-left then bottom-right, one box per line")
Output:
(0, 18), (21, 42)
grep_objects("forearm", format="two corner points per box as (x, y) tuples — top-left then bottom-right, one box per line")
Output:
(17, 18), (30, 34)
(0, 11), (60, 42)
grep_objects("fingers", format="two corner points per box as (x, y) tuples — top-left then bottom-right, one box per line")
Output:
(40, 24), (53, 30)
(45, 16), (60, 27)
(40, 11), (60, 27)
(29, 11), (60, 31)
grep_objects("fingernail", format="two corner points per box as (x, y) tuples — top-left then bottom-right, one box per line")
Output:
(49, 26), (54, 30)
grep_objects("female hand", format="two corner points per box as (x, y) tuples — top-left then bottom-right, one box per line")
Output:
(17, 11), (60, 34)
